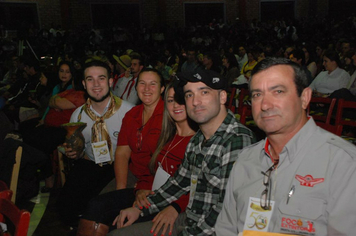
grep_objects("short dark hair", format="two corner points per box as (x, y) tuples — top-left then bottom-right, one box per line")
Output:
(23, 57), (41, 72)
(224, 52), (239, 68)
(323, 49), (341, 66)
(82, 60), (111, 80)
(250, 57), (308, 96)
(131, 54), (144, 66)
(136, 67), (165, 89)
(291, 49), (305, 65)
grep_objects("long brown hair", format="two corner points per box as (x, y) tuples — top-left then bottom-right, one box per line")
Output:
(149, 82), (177, 174)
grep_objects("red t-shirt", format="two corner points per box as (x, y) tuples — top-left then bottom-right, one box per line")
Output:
(45, 89), (85, 127)
(117, 99), (164, 191)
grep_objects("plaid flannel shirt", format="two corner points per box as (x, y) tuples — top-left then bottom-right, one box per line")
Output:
(142, 110), (255, 235)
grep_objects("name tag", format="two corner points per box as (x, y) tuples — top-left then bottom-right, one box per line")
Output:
(187, 174), (198, 208)
(243, 197), (275, 232)
(92, 141), (111, 164)
(152, 163), (170, 191)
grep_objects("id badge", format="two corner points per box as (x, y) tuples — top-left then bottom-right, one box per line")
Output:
(92, 140), (111, 164)
(243, 197), (275, 232)
(187, 174), (198, 208)
(152, 162), (170, 191)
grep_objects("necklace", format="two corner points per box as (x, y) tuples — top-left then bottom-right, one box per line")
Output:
(161, 132), (192, 171)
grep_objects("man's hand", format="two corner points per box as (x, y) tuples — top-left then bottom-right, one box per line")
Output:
(125, 68), (131, 78)
(112, 207), (141, 229)
(63, 143), (77, 159)
(151, 206), (178, 236)
(134, 189), (154, 209)
(36, 119), (44, 127)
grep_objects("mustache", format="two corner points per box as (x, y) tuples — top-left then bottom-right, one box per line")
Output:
(260, 110), (280, 118)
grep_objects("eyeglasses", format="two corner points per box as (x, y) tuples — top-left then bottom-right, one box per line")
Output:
(136, 125), (144, 151)
(260, 165), (275, 210)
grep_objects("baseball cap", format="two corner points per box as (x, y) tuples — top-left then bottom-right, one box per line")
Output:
(174, 69), (227, 103)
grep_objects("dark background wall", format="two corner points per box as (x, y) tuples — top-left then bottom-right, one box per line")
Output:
(0, 0), (344, 32)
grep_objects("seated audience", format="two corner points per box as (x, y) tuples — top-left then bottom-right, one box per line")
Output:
(112, 54), (131, 91)
(202, 51), (221, 73)
(221, 52), (240, 87)
(309, 49), (350, 96)
(302, 45), (318, 78)
(289, 49), (313, 85)
(38, 61), (74, 126)
(234, 50), (259, 87)
(21, 65), (85, 192)
(112, 54), (143, 105)
(154, 55), (172, 82)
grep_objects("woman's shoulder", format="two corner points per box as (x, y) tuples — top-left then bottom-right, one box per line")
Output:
(125, 103), (143, 117)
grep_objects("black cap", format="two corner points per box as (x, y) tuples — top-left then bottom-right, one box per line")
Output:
(174, 70), (227, 104)
(176, 69), (227, 90)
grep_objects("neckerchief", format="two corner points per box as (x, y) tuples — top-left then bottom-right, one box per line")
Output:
(79, 93), (122, 166)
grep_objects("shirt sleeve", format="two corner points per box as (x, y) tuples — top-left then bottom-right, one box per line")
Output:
(117, 114), (130, 146)
(327, 147), (356, 235)
(215, 163), (240, 236)
(141, 153), (192, 215)
(181, 134), (253, 236)
(339, 72), (350, 89)
(65, 91), (85, 107)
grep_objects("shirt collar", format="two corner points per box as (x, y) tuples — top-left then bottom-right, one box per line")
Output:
(263, 117), (317, 165)
(90, 97), (111, 117)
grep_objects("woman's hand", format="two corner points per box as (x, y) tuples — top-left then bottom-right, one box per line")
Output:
(151, 206), (178, 236)
(134, 189), (154, 209)
(112, 207), (141, 229)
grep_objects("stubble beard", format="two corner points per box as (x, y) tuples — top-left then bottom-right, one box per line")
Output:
(87, 90), (111, 103)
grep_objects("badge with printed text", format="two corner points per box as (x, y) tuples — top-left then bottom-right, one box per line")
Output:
(243, 197), (275, 232)
(280, 217), (316, 235)
(187, 174), (198, 208)
(92, 141), (111, 164)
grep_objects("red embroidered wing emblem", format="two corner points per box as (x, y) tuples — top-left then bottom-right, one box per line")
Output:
(295, 175), (324, 187)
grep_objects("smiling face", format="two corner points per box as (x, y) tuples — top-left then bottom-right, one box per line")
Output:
(82, 66), (112, 103)
(183, 82), (227, 126)
(166, 88), (187, 123)
(250, 65), (310, 137)
(136, 71), (164, 107)
(58, 64), (72, 84)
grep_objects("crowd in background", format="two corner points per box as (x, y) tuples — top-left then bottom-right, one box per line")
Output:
(0, 14), (356, 200)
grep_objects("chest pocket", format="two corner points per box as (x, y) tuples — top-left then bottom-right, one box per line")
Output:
(279, 196), (325, 220)
(277, 195), (326, 235)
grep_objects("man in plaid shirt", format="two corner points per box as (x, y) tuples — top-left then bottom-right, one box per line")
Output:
(109, 70), (255, 236)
